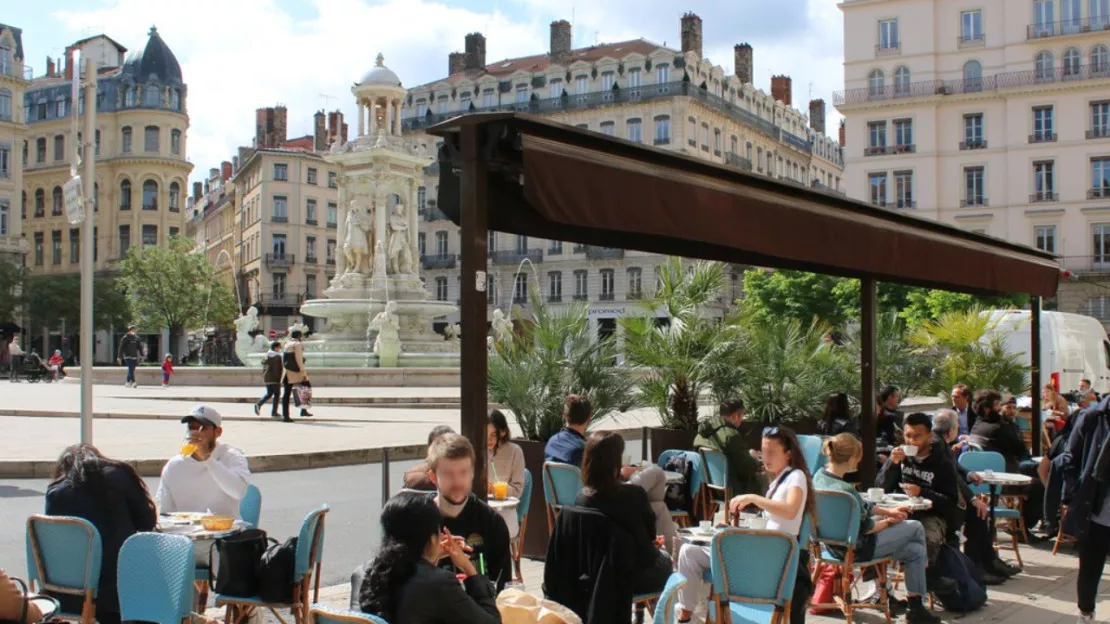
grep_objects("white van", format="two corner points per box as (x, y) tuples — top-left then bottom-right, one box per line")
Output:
(983, 310), (1110, 394)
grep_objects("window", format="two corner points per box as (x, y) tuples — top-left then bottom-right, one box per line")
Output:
(600, 269), (615, 300)
(549, 79), (564, 99)
(515, 84), (529, 104)
(438, 96), (448, 113)
(328, 171), (337, 188)
(272, 274), (287, 299)
(628, 69), (641, 88)
(867, 121), (886, 151)
(144, 126), (159, 152)
(95, 130), (100, 155)
(142, 224), (157, 247)
(687, 117), (696, 146)
(483, 89), (495, 107)
(961, 9), (983, 41)
(514, 235), (528, 254)
(33, 232), (43, 265)
(548, 240), (563, 254)
(1033, 161), (1056, 200)
(1035, 51), (1055, 82)
(893, 66), (910, 95)
(1093, 157), (1110, 197)
(548, 271), (562, 302)
(142, 180), (158, 210)
(1094, 0), (1110, 27)
(575, 75), (589, 97)
(627, 118), (642, 143)
(305, 167), (317, 186)
(460, 92), (471, 109)
(52, 186), (62, 216)
(53, 135), (64, 161)
(170, 89), (181, 110)
(574, 270), (588, 300)
(601, 71), (615, 92)
(963, 61), (983, 92)
(327, 202), (337, 227)
(654, 115), (670, 145)
(1033, 106), (1055, 142)
(169, 227), (177, 239)
(1062, 0), (1082, 30)
(51, 231), (61, 265)
(1034, 0), (1055, 34)
(326, 239), (336, 263)
(868, 69), (885, 97)
(656, 63), (670, 85)
(274, 163), (288, 181)
(306, 198), (317, 224)
(118, 225), (130, 258)
(714, 128), (722, 154)
(0, 42), (8, 76)
(868, 172), (888, 207)
(169, 182), (180, 212)
(894, 119), (913, 150)
(964, 167), (986, 206)
(417, 186), (426, 214)
(878, 19), (899, 50)
(0, 200), (7, 236)
(1093, 101), (1110, 138)
(600, 121), (615, 136)
(1035, 225), (1057, 253)
(93, 183), (98, 213)
(0, 89), (10, 121)
(306, 274), (317, 299)
(306, 236), (317, 261)
(415, 98), (427, 117)
(513, 273), (528, 303)
(436, 231), (449, 256)
(1095, 224), (1110, 267)
(627, 268), (643, 299)
(436, 277), (449, 302)
(121, 127), (132, 153)
(273, 196), (288, 221)
(272, 233), (287, 256)
(894, 170), (914, 208)
(143, 84), (161, 107)
(1094, 45), (1110, 75)
(1064, 47), (1082, 78)
(120, 179), (132, 210)
(0, 145), (8, 178)
(701, 124), (710, 151)
(964, 113), (985, 148)
(56, 100), (66, 118)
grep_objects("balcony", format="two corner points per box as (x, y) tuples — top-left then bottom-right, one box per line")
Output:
(421, 253), (457, 270)
(725, 152), (753, 171)
(834, 64), (1110, 106)
(1089, 187), (1110, 199)
(1089, 127), (1110, 140)
(547, 294), (562, 303)
(864, 145), (888, 157)
(1027, 17), (1110, 40)
(0, 64), (33, 80)
(599, 292), (616, 302)
(572, 245), (587, 254)
(256, 292), (305, 308)
(1029, 132), (1057, 144)
(1061, 255), (1110, 275)
(547, 245), (563, 255)
(960, 139), (988, 150)
(1030, 191), (1058, 203)
(264, 253), (295, 267)
(326, 258), (336, 266)
(586, 246), (625, 260)
(875, 42), (901, 57)
(958, 34), (986, 48)
(895, 199), (917, 209)
(271, 215), (288, 223)
(960, 197), (989, 208)
(627, 291), (644, 301)
(653, 137), (671, 146)
(572, 294), (588, 301)
(304, 255), (318, 264)
(305, 219), (317, 226)
(490, 249), (543, 265)
(891, 143), (915, 154)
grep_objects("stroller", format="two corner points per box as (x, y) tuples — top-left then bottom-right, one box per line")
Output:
(21, 353), (53, 383)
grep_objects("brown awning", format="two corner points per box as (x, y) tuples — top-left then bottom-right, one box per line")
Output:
(429, 113), (1059, 297)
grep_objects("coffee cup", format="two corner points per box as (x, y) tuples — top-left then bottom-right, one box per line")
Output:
(867, 487), (885, 503)
(699, 520), (713, 531)
(983, 469), (995, 479)
(748, 516), (768, 530)
(902, 444), (919, 458)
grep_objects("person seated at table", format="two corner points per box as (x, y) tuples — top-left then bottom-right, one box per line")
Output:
(48, 350), (65, 379)
(544, 394), (591, 466)
(814, 433), (940, 624)
(404, 425), (456, 491)
(358, 491), (501, 624)
(877, 412), (962, 575)
(950, 384), (977, 437)
(818, 392), (860, 438)
(576, 431), (673, 596)
(0, 568), (44, 624)
(1042, 383), (1071, 436)
(487, 410), (525, 499)
(969, 390), (1045, 534)
(155, 405), (250, 517)
(877, 386), (905, 449)
(676, 426), (816, 624)
(694, 398), (763, 496)
(45, 443), (157, 624)
(428, 434), (512, 592)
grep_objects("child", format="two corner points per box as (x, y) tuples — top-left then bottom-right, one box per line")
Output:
(255, 341), (285, 420)
(161, 353), (173, 388)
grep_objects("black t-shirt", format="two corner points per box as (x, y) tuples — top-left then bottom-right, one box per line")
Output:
(575, 484), (658, 568)
(440, 495), (512, 592)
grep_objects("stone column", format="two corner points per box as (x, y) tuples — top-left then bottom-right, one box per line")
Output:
(369, 100), (377, 136)
(385, 101), (393, 137)
(374, 191), (388, 277)
(394, 100), (402, 135)
(357, 103), (365, 137)
(334, 177), (347, 277)
(409, 177), (419, 273)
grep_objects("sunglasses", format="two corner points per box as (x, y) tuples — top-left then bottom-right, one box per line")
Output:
(762, 426), (779, 436)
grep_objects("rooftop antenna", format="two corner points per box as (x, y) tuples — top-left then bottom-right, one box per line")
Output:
(319, 94), (336, 111)
(594, 31), (599, 46)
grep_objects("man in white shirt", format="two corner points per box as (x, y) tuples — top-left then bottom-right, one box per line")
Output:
(156, 404), (251, 517)
(7, 337), (23, 383)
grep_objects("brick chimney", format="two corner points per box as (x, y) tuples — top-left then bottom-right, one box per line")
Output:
(46, 56), (55, 77)
(64, 47), (75, 80)
(550, 20), (572, 60)
(232, 156), (240, 173)
(192, 182), (203, 201)
(838, 120), (846, 147)
(448, 52), (466, 76)
(734, 44), (753, 85)
(221, 161), (233, 181)
(680, 13), (703, 57)
(255, 106), (288, 149)
(464, 33), (486, 72)
(313, 110), (327, 151)
(327, 110), (347, 146)
(809, 99), (826, 134)
(771, 75), (792, 106)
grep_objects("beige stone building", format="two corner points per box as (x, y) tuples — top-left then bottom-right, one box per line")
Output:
(403, 13), (845, 336)
(836, 0), (1110, 325)
(0, 23), (29, 268)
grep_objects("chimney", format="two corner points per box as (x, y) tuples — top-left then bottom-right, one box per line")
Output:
(838, 120), (846, 147)
(203, 180), (210, 195)
(232, 156), (240, 172)
(313, 110), (327, 151)
(209, 167), (219, 181)
(464, 33), (486, 71)
(448, 52), (466, 76)
(64, 47), (75, 80)
(46, 56), (55, 77)
(192, 182), (203, 200)
(734, 44), (753, 85)
(808, 99), (826, 134)
(771, 75), (792, 106)
(680, 13), (703, 57)
(327, 110), (347, 146)
(550, 20), (572, 60)
(255, 106), (289, 149)
(221, 161), (233, 181)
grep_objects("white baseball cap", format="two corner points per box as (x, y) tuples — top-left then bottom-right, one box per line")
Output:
(182, 404), (222, 428)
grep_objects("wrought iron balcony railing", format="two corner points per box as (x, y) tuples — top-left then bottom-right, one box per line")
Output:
(960, 139), (988, 150)
(1030, 191), (1058, 203)
(1088, 127), (1110, 139)
(1027, 17), (1110, 40)
(421, 253), (457, 269)
(1089, 187), (1110, 199)
(725, 152), (753, 171)
(264, 253), (295, 267)
(585, 246), (625, 260)
(960, 197), (989, 208)
(490, 249), (543, 265)
(1029, 132), (1057, 143)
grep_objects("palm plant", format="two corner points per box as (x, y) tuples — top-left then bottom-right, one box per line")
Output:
(487, 288), (634, 442)
(620, 258), (732, 430)
(840, 311), (932, 399)
(909, 307), (1027, 397)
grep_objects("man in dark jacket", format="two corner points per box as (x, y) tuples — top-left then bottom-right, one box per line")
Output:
(254, 341), (284, 420)
(951, 384), (978, 436)
(692, 399), (762, 495)
(1061, 395), (1110, 623)
(969, 390), (1029, 469)
(545, 394), (591, 466)
(116, 325), (143, 388)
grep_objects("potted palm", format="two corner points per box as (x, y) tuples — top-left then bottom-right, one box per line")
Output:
(909, 307), (1027, 396)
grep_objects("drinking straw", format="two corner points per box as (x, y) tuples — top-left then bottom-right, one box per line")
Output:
(479, 552), (487, 576)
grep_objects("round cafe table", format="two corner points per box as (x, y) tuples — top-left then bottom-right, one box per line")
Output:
(977, 472), (1033, 537)
(873, 494), (932, 512)
(489, 497), (520, 539)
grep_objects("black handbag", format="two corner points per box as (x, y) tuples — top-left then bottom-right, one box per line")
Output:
(209, 529), (269, 597)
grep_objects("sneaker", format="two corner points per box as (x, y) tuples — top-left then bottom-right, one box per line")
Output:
(253, 403), (261, 416)
(990, 559), (1021, 577)
(979, 569), (1006, 586)
(907, 603), (941, 624)
(1079, 613), (1094, 624)
(861, 590), (906, 616)
(300, 409), (313, 418)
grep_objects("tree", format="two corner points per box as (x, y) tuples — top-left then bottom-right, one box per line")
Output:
(0, 261), (27, 324)
(94, 277), (132, 331)
(909, 307), (1028, 397)
(841, 311), (932, 399)
(21, 274), (81, 336)
(118, 237), (238, 359)
(741, 269), (847, 326)
(901, 289), (1027, 327)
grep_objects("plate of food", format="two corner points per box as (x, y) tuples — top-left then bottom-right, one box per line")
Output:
(885, 493), (911, 502)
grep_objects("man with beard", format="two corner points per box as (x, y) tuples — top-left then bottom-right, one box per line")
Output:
(428, 434), (511, 592)
(156, 405), (251, 517)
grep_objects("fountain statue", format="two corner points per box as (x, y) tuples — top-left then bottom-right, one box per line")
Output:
(342, 203), (372, 275)
(369, 301), (401, 367)
(233, 307), (267, 365)
(491, 309), (513, 344)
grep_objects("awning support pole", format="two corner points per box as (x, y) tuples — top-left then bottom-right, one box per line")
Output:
(1031, 296), (1042, 456)
(460, 124), (490, 500)
(859, 277), (878, 487)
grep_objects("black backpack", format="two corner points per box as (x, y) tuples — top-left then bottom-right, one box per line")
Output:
(662, 453), (695, 516)
(209, 529), (268, 598)
(258, 537), (298, 603)
(282, 350), (300, 373)
(933, 545), (987, 613)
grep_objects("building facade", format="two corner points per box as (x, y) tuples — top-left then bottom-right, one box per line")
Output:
(0, 24), (29, 268)
(836, 0), (1110, 324)
(403, 13), (845, 335)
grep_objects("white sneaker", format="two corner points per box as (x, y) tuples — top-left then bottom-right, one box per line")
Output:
(1079, 612), (1094, 624)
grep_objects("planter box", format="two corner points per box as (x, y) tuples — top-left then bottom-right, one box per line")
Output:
(648, 427), (698, 464)
(516, 438), (551, 560)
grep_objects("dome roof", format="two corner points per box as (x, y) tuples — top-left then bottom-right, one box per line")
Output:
(123, 26), (182, 83)
(358, 53), (401, 87)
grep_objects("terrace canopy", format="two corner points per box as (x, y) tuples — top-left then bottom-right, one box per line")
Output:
(428, 112), (1060, 491)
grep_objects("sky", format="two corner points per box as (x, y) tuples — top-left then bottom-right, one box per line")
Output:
(16, 0), (845, 185)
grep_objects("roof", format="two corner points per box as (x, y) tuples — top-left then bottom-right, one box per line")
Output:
(0, 23), (24, 60)
(413, 38), (672, 89)
(122, 26), (182, 83)
(69, 33), (128, 54)
(428, 113), (1059, 298)
(359, 53), (402, 87)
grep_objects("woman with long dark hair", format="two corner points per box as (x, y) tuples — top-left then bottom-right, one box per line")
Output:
(358, 491), (500, 623)
(486, 410), (525, 499)
(575, 432), (672, 595)
(818, 392), (859, 437)
(44, 444), (157, 624)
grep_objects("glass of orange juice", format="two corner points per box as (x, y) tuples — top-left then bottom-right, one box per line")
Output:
(492, 481), (509, 501)
(180, 437), (198, 457)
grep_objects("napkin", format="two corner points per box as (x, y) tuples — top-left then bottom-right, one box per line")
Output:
(497, 588), (582, 624)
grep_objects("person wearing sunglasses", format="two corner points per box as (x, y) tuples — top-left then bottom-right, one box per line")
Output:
(155, 404), (251, 518)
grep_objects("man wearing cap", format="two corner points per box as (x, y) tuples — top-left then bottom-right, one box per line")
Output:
(155, 405), (251, 517)
(117, 326), (143, 388)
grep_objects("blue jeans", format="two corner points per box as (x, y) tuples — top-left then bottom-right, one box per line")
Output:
(124, 358), (138, 383)
(872, 519), (928, 596)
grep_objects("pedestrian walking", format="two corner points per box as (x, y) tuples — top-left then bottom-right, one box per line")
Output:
(161, 353), (174, 388)
(7, 335), (22, 382)
(1061, 396), (1110, 623)
(281, 330), (313, 420)
(117, 325), (142, 388)
(254, 341), (284, 420)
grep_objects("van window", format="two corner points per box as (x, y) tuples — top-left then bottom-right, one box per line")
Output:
(1104, 340), (1110, 370)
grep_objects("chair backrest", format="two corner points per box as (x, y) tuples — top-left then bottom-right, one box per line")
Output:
(542, 462), (583, 508)
(25, 515), (102, 597)
(653, 572), (687, 624)
(813, 490), (861, 549)
(518, 469), (533, 524)
(296, 505), (330, 580)
(699, 448), (728, 489)
(310, 604), (390, 624)
(797, 435), (825, 474)
(958, 451), (1006, 496)
(658, 450), (705, 499)
(709, 529), (798, 608)
(240, 484), (262, 527)
(117, 533), (194, 624)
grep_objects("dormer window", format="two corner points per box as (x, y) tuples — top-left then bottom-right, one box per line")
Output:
(144, 84), (161, 107)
